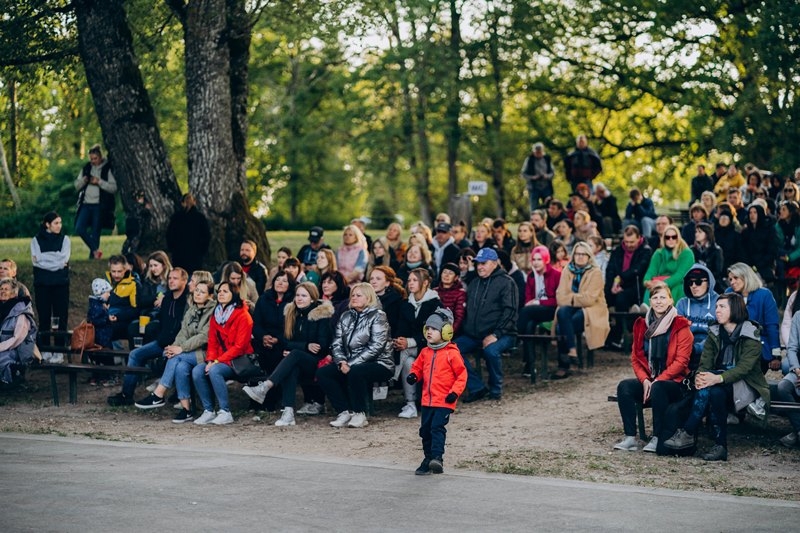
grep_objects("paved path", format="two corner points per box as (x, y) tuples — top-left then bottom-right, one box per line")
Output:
(1, 433), (796, 532)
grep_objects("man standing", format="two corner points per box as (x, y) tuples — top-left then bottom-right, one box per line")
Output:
(520, 142), (555, 211)
(455, 248), (518, 402)
(564, 134), (602, 192)
(297, 226), (331, 269)
(239, 239), (268, 295)
(690, 165), (714, 206)
(74, 144), (117, 259)
(432, 222), (460, 279)
(108, 268), (189, 406)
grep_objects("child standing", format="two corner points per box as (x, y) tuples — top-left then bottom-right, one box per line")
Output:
(406, 308), (467, 475)
(88, 278), (114, 348)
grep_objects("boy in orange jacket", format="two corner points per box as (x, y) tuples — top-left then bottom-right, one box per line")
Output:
(407, 308), (467, 475)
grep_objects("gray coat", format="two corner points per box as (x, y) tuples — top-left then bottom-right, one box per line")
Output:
(332, 305), (394, 371)
(173, 300), (214, 364)
(0, 299), (38, 383)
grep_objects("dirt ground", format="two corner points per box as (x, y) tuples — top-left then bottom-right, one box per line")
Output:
(2, 349), (799, 500)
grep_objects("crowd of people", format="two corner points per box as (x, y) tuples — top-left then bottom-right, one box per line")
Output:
(2, 140), (800, 470)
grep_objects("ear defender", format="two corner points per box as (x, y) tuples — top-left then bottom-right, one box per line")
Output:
(423, 310), (454, 341)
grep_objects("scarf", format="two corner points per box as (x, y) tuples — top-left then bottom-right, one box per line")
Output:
(643, 306), (678, 378)
(533, 270), (546, 300)
(568, 262), (591, 293)
(405, 260), (422, 269)
(0, 297), (21, 324)
(214, 303), (236, 326)
(716, 323), (743, 369)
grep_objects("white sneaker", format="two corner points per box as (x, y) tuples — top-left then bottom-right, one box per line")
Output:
(194, 410), (216, 425)
(727, 413), (740, 425)
(330, 410), (353, 428)
(398, 402), (418, 419)
(243, 381), (270, 404)
(275, 407), (296, 427)
(746, 397), (766, 420)
(296, 402), (324, 415)
(613, 435), (638, 451)
(642, 436), (658, 453)
(639, 303), (649, 314)
(145, 380), (159, 393)
(348, 411), (369, 428)
(210, 410), (234, 425)
(174, 402), (183, 410)
(628, 304), (641, 313)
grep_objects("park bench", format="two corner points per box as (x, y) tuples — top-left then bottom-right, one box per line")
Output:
(34, 360), (152, 406)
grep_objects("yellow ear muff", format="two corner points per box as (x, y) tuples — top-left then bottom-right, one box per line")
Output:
(423, 310), (454, 341)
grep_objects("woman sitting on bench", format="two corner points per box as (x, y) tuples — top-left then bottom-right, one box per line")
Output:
(0, 279), (38, 384)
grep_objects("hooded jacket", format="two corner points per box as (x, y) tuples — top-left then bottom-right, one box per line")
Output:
(675, 264), (719, 357)
(410, 342), (467, 409)
(462, 266), (518, 340)
(741, 203), (778, 281)
(332, 305), (394, 371)
(435, 283), (466, 335)
(702, 321), (770, 403)
(173, 299), (215, 364)
(283, 299), (334, 358)
(0, 298), (37, 383)
(396, 288), (442, 350)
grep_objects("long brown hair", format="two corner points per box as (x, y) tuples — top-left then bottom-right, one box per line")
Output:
(284, 282), (320, 339)
(371, 265), (407, 298)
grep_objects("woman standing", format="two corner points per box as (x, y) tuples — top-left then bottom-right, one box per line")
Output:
(337, 225), (369, 286)
(551, 241), (609, 379)
(317, 283), (394, 428)
(664, 293), (769, 461)
(613, 282), (693, 453)
(191, 281), (254, 425)
(642, 224), (695, 305)
(30, 211), (70, 343)
(243, 282), (334, 426)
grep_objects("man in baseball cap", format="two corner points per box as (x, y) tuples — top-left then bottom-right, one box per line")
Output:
(297, 226), (330, 268)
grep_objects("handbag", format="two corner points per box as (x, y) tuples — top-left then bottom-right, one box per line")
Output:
(732, 379), (758, 412)
(69, 321), (101, 363)
(215, 330), (261, 379)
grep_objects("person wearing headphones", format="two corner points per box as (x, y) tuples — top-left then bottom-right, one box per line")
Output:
(406, 307), (467, 475)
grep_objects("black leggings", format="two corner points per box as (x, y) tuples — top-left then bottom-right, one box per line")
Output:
(316, 362), (392, 414)
(617, 378), (686, 438)
(269, 349), (321, 409)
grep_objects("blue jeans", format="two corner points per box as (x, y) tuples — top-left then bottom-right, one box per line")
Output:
(556, 306), (585, 369)
(685, 382), (732, 446)
(192, 362), (235, 412)
(75, 203), (101, 256)
(454, 334), (515, 397)
(122, 341), (164, 397)
(159, 352), (198, 400)
(527, 182), (553, 212)
(621, 217), (656, 238)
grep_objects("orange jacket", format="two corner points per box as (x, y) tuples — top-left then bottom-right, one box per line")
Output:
(631, 315), (693, 384)
(410, 342), (467, 409)
(207, 305), (254, 365)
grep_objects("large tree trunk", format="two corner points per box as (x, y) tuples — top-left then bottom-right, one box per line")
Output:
(74, 0), (181, 250)
(445, 0), (462, 214)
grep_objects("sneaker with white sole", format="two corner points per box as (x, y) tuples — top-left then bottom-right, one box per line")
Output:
(134, 393), (165, 409)
(746, 397), (766, 420)
(348, 411), (368, 428)
(613, 435), (638, 451)
(398, 402), (418, 419)
(172, 408), (194, 424)
(296, 402), (324, 415)
(664, 428), (694, 449)
(642, 436), (658, 453)
(275, 407), (296, 427)
(243, 381), (270, 404)
(779, 431), (798, 448)
(211, 410), (234, 425)
(145, 380), (159, 393)
(330, 411), (353, 428)
(194, 410), (216, 425)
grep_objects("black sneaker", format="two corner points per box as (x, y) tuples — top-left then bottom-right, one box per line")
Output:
(172, 408), (194, 424)
(429, 457), (444, 474)
(415, 458), (431, 476)
(107, 392), (134, 407)
(135, 393), (165, 409)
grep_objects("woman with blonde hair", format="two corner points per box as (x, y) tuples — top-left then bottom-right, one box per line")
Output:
(551, 241), (609, 379)
(337, 225), (368, 286)
(573, 210), (599, 242)
(471, 222), (496, 252)
(510, 222), (539, 275)
(385, 222), (407, 264)
(642, 224), (694, 306)
(397, 243), (435, 286)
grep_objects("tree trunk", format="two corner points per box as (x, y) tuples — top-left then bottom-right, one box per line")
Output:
(74, 0), (181, 251)
(8, 79), (18, 182)
(445, 0), (462, 214)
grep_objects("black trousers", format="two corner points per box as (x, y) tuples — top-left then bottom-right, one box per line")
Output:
(269, 349), (321, 409)
(420, 406), (453, 459)
(617, 378), (686, 438)
(34, 283), (69, 346)
(316, 362), (392, 414)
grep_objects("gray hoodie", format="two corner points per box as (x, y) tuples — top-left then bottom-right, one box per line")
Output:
(675, 263), (719, 358)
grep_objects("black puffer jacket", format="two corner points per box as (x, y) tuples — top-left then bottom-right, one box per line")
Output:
(283, 300), (334, 358)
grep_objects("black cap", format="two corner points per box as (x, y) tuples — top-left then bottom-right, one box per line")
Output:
(435, 222), (452, 233)
(308, 226), (323, 243)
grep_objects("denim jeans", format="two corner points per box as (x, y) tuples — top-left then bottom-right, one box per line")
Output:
(454, 334), (515, 397)
(775, 377), (800, 432)
(75, 203), (101, 256)
(122, 341), (164, 397)
(621, 217), (656, 238)
(527, 182), (552, 212)
(159, 352), (198, 400)
(685, 382), (732, 446)
(420, 406), (452, 459)
(556, 306), (585, 369)
(192, 361), (236, 412)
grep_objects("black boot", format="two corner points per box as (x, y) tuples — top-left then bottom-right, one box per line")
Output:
(415, 457), (432, 475)
(429, 456), (444, 474)
(702, 444), (728, 462)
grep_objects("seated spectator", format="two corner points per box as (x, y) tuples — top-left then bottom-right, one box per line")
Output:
(568, 187), (603, 230)
(776, 200), (800, 282)
(317, 283), (394, 428)
(549, 240), (570, 271)
(134, 277), (215, 423)
(593, 183), (622, 236)
(551, 241), (609, 379)
(306, 248), (337, 288)
(243, 282), (334, 426)
(768, 173), (784, 200)
(397, 243), (435, 287)
(221, 261), (259, 311)
(726, 186), (748, 224)
(369, 265), (406, 335)
(385, 222), (407, 264)
(471, 222), (497, 252)
(518, 245), (561, 371)
(432, 222), (460, 279)
(573, 210), (599, 242)
(409, 221), (434, 254)
(613, 282), (693, 453)
(491, 219), (516, 255)
(664, 293), (769, 461)
(351, 217), (373, 254)
(725, 262), (781, 371)
(297, 226), (330, 273)
(368, 237), (399, 274)
(107, 268), (189, 406)
(337, 224), (369, 286)
(681, 203), (709, 246)
(104, 255), (140, 341)
(713, 204), (742, 273)
(553, 219), (578, 255)
(740, 170), (766, 206)
(530, 209), (556, 247)
(451, 221), (472, 250)
(781, 290), (800, 347)
(713, 163), (745, 202)
(192, 281), (255, 425)
(282, 257), (306, 284)
(511, 222), (539, 275)
(622, 188), (657, 238)
(435, 263), (466, 336)
(0, 258), (31, 298)
(777, 310), (800, 447)
(741, 203), (777, 282)
(587, 235), (609, 278)
(457, 248), (477, 285)
(546, 199), (569, 231)
(647, 215), (673, 250)
(0, 279), (37, 384)
(393, 269), (441, 419)
(129, 250), (171, 342)
(643, 225), (694, 306)
(700, 191), (717, 220)
(268, 246), (292, 284)
(675, 265), (719, 360)
(87, 278), (114, 349)
(691, 222), (724, 293)
(238, 239), (269, 295)
(320, 270), (350, 327)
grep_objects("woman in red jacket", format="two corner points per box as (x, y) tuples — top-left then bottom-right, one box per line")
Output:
(613, 281), (693, 452)
(192, 281), (254, 425)
(517, 246), (561, 372)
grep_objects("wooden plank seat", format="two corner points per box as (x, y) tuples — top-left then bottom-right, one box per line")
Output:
(33, 361), (151, 406)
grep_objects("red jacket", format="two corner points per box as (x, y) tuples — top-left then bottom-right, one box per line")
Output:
(207, 304), (255, 365)
(410, 342), (467, 409)
(631, 314), (693, 384)
(435, 283), (466, 334)
(524, 265), (561, 306)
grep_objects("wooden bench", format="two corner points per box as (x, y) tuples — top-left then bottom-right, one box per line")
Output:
(34, 361), (152, 406)
(519, 332), (592, 384)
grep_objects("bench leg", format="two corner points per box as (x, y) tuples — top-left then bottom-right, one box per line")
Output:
(540, 341), (550, 381)
(68, 372), (78, 405)
(636, 403), (647, 440)
(49, 370), (60, 407)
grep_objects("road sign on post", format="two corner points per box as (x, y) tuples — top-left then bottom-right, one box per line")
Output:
(468, 181), (488, 196)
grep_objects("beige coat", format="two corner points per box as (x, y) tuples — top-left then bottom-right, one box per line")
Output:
(554, 266), (609, 350)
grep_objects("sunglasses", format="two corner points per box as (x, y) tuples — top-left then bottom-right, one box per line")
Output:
(664, 234), (678, 241)
(689, 279), (708, 286)
(785, 189), (795, 193)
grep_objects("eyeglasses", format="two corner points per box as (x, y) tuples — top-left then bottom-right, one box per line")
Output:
(689, 279), (708, 286)
(664, 234), (678, 241)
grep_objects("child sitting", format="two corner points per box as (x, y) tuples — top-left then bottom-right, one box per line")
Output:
(88, 278), (114, 348)
(406, 308), (467, 475)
